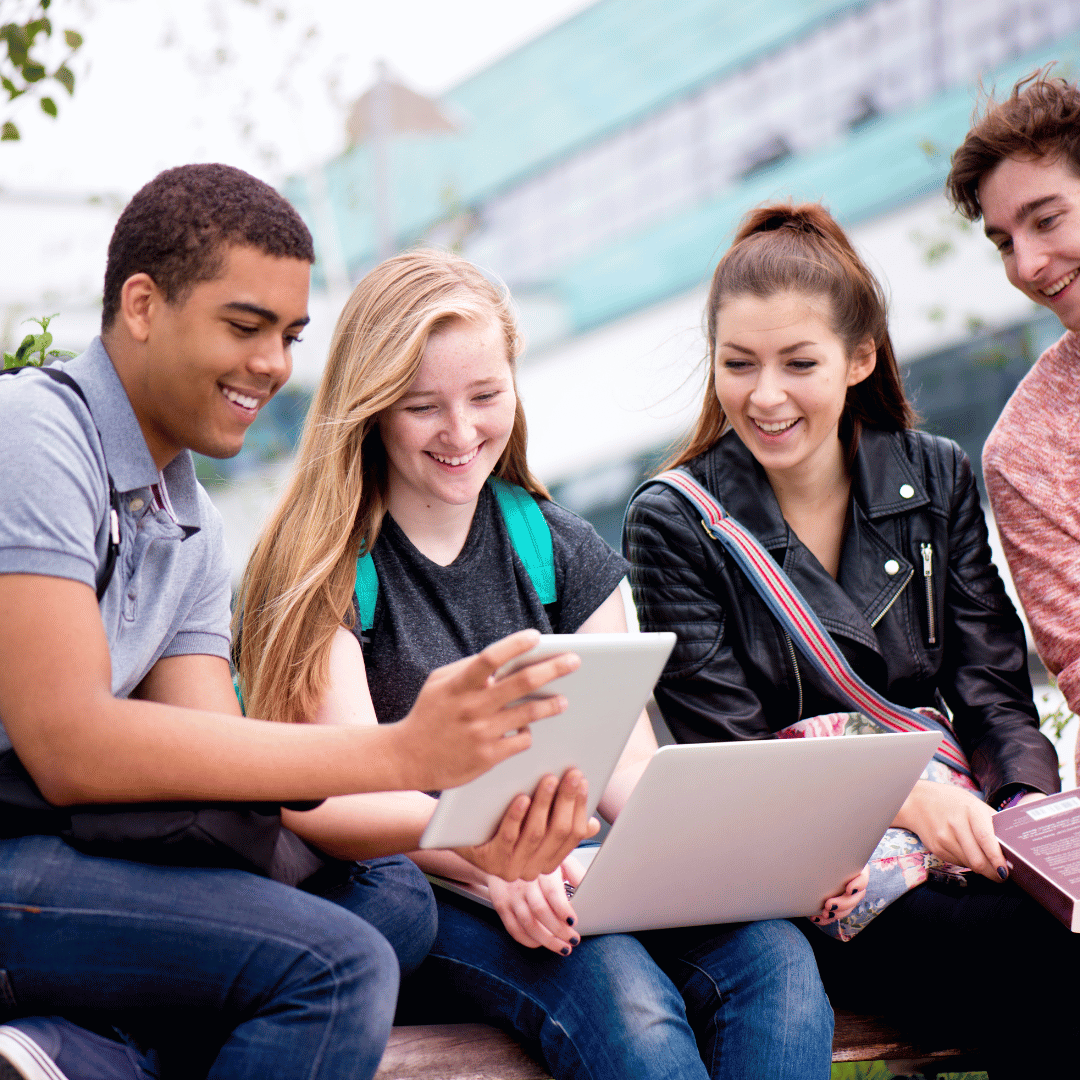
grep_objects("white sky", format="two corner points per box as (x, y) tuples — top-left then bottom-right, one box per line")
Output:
(0, 0), (595, 347)
(1, 0), (597, 194)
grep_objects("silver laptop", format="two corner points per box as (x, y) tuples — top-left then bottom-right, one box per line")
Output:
(431, 730), (941, 935)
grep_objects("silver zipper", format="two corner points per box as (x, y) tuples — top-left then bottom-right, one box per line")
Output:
(784, 632), (803, 723)
(869, 565), (913, 627)
(921, 542), (936, 645)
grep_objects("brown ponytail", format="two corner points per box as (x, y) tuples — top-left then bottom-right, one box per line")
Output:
(669, 202), (915, 470)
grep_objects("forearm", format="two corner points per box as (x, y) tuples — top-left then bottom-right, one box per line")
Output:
(26, 695), (422, 805)
(596, 712), (655, 821)
(283, 790), (436, 861)
(409, 846), (490, 888)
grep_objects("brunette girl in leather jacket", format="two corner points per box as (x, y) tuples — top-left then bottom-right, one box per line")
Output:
(624, 203), (1074, 1079)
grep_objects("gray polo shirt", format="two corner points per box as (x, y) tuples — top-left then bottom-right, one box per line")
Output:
(0, 338), (232, 752)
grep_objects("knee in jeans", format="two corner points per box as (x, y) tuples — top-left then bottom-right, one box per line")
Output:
(743, 922), (825, 1003)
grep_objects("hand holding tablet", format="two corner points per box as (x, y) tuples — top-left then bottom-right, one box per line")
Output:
(420, 632), (675, 851)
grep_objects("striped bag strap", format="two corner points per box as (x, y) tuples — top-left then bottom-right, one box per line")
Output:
(650, 468), (972, 778)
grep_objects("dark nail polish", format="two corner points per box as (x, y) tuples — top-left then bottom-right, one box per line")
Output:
(811, 916), (820, 923)
(561, 946), (570, 956)
(566, 916), (575, 926)
(829, 903), (838, 912)
(571, 936), (580, 946)
(997, 865), (1008, 880)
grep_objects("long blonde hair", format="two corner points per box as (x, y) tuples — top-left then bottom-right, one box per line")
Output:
(234, 249), (548, 724)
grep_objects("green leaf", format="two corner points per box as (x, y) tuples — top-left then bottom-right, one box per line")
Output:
(63, 29), (82, 49)
(5, 27), (29, 65)
(1, 121), (20, 141)
(47, 349), (76, 361)
(1, 76), (15, 95)
(39, 95), (57, 117)
(54, 63), (73, 94)
(3, 353), (17, 370)
(13, 334), (35, 362)
(23, 62), (46, 84)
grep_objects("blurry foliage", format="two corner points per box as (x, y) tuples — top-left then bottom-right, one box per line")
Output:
(1, 0), (83, 141)
(2, 312), (75, 367)
(1038, 680), (1076, 783)
(830, 1064), (987, 1079)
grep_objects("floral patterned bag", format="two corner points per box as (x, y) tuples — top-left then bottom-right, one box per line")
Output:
(649, 469), (981, 939)
(777, 710), (979, 939)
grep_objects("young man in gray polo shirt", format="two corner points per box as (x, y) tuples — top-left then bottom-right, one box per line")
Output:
(0, 164), (588, 1080)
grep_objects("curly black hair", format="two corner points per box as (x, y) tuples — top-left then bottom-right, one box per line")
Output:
(102, 163), (315, 330)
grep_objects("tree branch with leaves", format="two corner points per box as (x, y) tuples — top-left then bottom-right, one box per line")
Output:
(1, 0), (83, 142)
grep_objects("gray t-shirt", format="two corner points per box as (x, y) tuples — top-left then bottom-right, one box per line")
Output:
(354, 483), (628, 725)
(0, 340), (232, 753)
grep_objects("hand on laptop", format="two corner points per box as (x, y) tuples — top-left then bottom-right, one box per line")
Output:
(811, 866), (868, 926)
(486, 855), (587, 954)
(454, 768), (600, 883)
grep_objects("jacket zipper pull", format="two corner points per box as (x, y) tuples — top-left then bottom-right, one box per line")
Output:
(921, 542), (936, 645)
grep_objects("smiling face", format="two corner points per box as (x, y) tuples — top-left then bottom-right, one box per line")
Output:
(124, 244), (310, 468)
(713, 291), (875, 486)
(979, 153), (1080, 332)
(378, 316), (517, 514)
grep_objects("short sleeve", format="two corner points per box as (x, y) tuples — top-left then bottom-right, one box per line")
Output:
(0, 372), (106, 587)
(540, 499), (628, 631)
(159, 489), (232, 661)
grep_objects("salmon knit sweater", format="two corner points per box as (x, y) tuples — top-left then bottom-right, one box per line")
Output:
(983, 330), (1080, 730)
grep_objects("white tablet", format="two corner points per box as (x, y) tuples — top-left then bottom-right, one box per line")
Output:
(419, 632), (676, 850)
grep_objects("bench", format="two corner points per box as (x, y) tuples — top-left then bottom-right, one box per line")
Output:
(375, 1013), (983, 1079)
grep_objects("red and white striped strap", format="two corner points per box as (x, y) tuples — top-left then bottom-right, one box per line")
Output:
(651, 468), (971, 777)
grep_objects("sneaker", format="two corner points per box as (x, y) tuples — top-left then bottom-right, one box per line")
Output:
(0, 1017), (141, 1080)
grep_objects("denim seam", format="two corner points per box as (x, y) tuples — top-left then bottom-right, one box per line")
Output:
(671, 957), (729, 1079)
(426, 951), (596, 1080)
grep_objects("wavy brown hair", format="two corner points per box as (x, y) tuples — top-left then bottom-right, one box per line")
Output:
(947, 66), (1080, 221)
(667, 202), (914, 471)
(234, 249), (548, 725)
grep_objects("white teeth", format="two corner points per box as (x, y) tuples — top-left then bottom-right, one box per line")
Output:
(222, 387), (258, 409)
(754, 418), (798, 433)
(1044, 269), (1079, 296)
(430, 447), (480, 466)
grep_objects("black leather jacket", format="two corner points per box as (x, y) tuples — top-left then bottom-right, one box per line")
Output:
(623, 428), (1060, 805)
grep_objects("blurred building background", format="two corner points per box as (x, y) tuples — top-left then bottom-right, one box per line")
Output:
(202, 0), (1080, 571)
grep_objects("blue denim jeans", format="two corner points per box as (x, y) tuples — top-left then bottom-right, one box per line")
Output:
(0, 835), (437, 1080)
(398, 890), (832, 1080)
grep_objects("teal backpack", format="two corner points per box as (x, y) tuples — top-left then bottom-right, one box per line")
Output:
(353, 476), (558, 633)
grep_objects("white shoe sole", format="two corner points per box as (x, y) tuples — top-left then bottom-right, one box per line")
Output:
(0, 1028), (69, 1080)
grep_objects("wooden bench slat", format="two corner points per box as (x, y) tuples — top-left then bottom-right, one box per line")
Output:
(378, 1015), (983, 1078)
(830, 1009), (976, 1064)
(376, 1024), (551, 1080)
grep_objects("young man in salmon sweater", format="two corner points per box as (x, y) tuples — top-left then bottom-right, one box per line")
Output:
(947, 71), (1080, 782)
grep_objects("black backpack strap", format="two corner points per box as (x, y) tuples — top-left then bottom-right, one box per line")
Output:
(0, 366), (121, 601)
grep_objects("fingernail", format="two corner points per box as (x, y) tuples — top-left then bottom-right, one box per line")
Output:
(829, 903), (838, 913)
(561, 946), (570, 956)
(570, 936), (580, 946)
(997, 866), (1008, 880)
(811, 916), (820, 923)
(566, 916), (575, 926)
